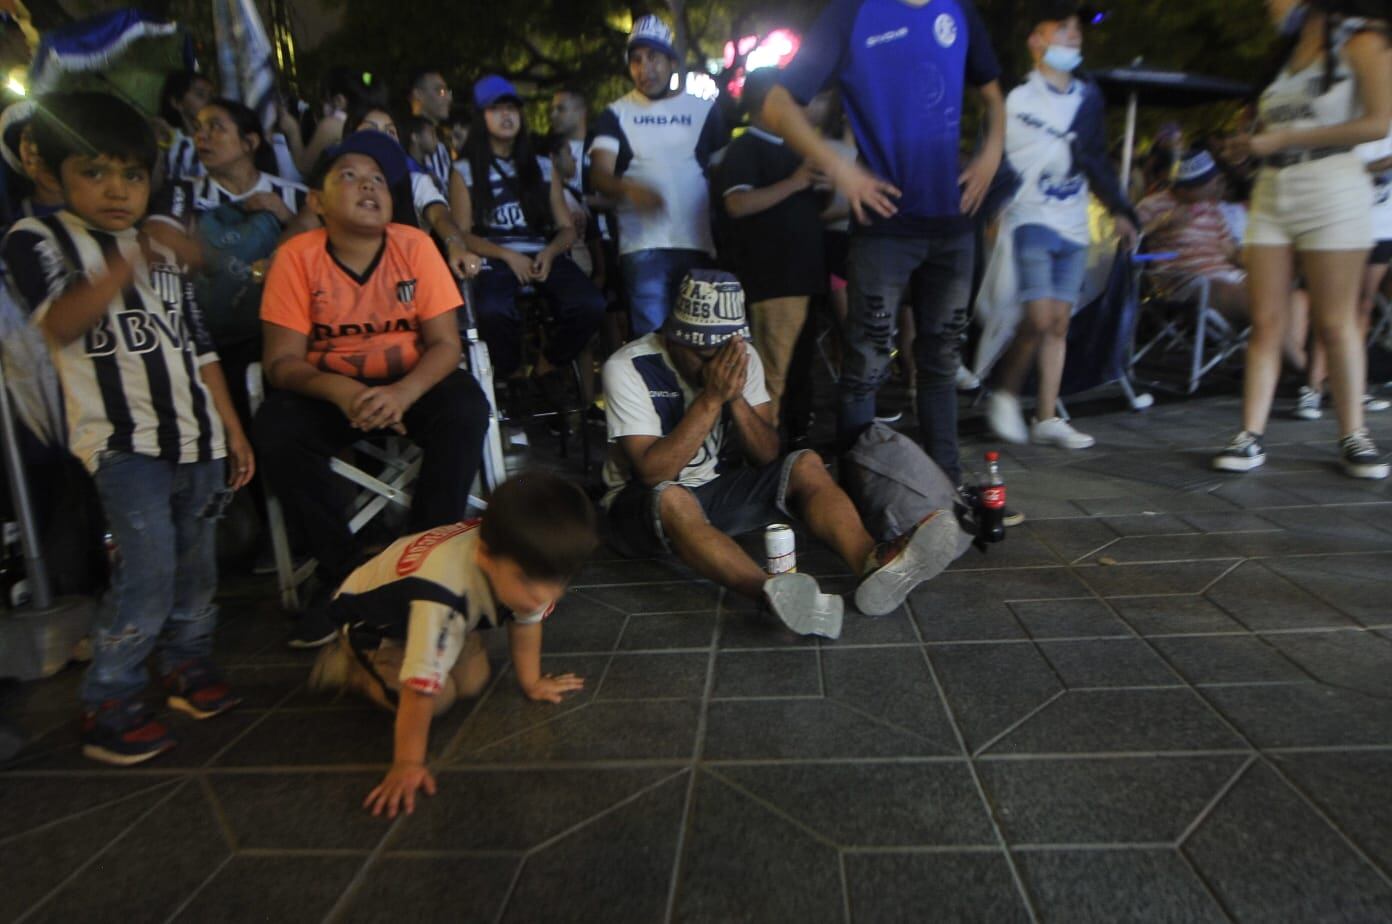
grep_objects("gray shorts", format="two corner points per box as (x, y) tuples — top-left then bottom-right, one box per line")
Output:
(606, 450), (813, 557)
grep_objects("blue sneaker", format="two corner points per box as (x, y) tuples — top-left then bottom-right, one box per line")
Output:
(81, 700), (177, 766)
(163, 659), (242, 720)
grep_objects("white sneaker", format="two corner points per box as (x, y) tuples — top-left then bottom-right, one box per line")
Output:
(956, 365), (982, 392)
(763, 573), (843, 639)
(1292, 386), (1323, 420)
(987, 391), (1029, 444)
(854, 510), (963, 617)
(1030, 416), (1096, 450)
(1364, 393), (1390, 413)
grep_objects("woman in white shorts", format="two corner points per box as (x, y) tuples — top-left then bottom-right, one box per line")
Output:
(1213, 0), (1391, 479)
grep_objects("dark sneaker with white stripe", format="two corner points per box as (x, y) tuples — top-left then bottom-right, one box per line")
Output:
(81, 700), (176, 766)
(1339, 429), (1389, 480)
(1212, 431), (1266, 472)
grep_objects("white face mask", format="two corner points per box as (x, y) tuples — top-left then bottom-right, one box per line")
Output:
(1043, 44), (1083, 73)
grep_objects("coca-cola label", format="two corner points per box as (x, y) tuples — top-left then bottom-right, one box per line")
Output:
(982, 486), (1006, 509)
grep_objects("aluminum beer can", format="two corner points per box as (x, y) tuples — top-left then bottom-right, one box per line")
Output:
(764, 523), (796, 574)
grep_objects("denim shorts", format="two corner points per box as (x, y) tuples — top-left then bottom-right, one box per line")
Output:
(1013, 223), (1088, 307)
(605, 451), (812, 557)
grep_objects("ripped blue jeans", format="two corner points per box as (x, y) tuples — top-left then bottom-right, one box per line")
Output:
(840, 231), (975, 484)
(82, 453), (227, 709)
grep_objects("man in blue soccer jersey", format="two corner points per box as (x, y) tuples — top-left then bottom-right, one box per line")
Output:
(760, 0), (1006, 490)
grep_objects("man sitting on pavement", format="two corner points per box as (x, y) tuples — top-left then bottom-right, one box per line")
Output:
(600, 270), (963, 639)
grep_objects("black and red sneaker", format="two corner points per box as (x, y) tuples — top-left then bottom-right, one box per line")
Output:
(81, 700), (177, 766)
(163, 659), (242, 720)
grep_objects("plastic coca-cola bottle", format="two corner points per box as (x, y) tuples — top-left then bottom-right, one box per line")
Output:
(979, 452), (1006, 544)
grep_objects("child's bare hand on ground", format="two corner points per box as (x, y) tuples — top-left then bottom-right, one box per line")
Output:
(523, 672), (585, 703)
(364, 761), (437, 818)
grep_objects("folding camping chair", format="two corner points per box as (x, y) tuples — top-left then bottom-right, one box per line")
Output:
(1129, 255), (1250, 395)
(254, 281), (503, 611)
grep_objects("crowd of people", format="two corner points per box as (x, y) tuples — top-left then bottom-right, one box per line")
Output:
(1, 0), (1389, 817)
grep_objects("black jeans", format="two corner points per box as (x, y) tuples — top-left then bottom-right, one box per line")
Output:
(474, 254), (605, 378)
(841, 231), (976, 484)
(253, 369), (489, 585)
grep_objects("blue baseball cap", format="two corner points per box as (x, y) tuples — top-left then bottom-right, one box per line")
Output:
(473, 75), (522, 110)
(627, 15), (677, 61)
(314, 129), (409, 188)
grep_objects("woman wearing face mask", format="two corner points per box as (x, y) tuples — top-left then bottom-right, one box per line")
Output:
(1214, 0), (1392, 478)
(983, 1), (1138, 450)
(450, 76), (604, 395)
(343, 101), (481, 278)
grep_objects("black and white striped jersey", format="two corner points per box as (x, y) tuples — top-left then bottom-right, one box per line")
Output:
(147, 171), (307, 235)
(423, 140), (453, 205)
(163, 128), (205, 184)
(1, 211), (226, 473)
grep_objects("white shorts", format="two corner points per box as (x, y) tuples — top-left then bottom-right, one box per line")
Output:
(1246, 154), (1374, 252)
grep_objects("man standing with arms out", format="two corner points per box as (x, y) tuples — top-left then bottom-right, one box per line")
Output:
(408, 70), (456, 200)
(760, 0), (1006, 491)
(590, 15), (728, 336)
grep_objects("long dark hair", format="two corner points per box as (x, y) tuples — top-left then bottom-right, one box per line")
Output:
(160, 71), (210, 129)
(202, 97), (280, 177)
(1265, 1), (1389, 98)
(463, 104), (552, 236)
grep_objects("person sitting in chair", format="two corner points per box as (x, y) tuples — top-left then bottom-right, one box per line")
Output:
(254, 131), (490, 648)
(600, 270), (963, 639)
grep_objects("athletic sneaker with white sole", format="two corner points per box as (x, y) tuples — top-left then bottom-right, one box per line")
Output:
(854, 509), (962, 616)
(1293, 386), (1322, 420)
(1340, 429), (1390, 480)
(1031, 416), (1096, 449)
(986, 391), (1029, 444)
(1364, 393), (1391, 413)
(1212, 431), (1266, 472)
(763, 573), (844, 639)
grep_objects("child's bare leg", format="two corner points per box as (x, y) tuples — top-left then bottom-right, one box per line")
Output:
(449, 632), (491, 699)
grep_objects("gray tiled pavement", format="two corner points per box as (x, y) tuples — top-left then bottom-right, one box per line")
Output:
(4, 390), (1392, 922)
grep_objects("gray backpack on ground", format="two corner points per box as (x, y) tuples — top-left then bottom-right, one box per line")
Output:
(842, 423), (973, 559)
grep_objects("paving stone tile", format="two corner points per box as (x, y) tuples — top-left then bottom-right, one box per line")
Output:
(340, 857), (518, 924)
(170, 855), (361, 923)
(1179, 510), (1281, 533)
(1073, 492), (1238, 517)
(393, 768), (679, 851)
(927, 643), (1064, 754)
(220, 663), (305, 710)
(597, 652), (708, 700)
(822, 647), (958, 746)
(580, 581), (720, 614)
(1151, 635), (1309, 684)
(833, 605), (924, 645)
(457, 700), (700, 762)
(1273, 751), (1392, 872)
(212, 706), (395, 767)
(1202, 684), (1392, 748)
(703, 699), (950, 760)
(1208, 478), (1313, 510)
(206, 772), (389, 849)
(0, 781), (180, 918)
(1009, 598), (1133, 639)
(1112, 595), (1248, 636)
(674, 772), (844, 924)
(1261, 553), (1392, 624)
(24, 782), (230, 924)
(1081, 533), (1242, 564)
(713, 761), (994, 847)
(1184, 763), (1392, 922)
(1023, 519), (1120, 562)
(979, 756), (1246, 843)
(434, 654), (609, 755)
(944, 532), (1062, 570)
(536, 594), (628, 652)
(712, 650), (819, 698)
(0, 774), (177, 840)
(714, 604), (822, 648)
(1255, 506), (1392, 543)
(911, 568), (1092, 642)
(502, 775), (685, 924)
(987, 689), (1247, 755)
(1078, 560), (1238, 598)
(1099, 513), (1194, 536)
(1015, 849), (1228, 923)
(1260, 631), (1392, 697)
(619, 612), (717, 650)
(1037, 639), (1181, 688)
(843, 851), (1032, 924)
(1204, 561), (1357, 631)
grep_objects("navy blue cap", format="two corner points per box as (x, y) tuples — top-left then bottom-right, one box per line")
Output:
(473, 75), (521, 110)
(314, 129), (409, 188)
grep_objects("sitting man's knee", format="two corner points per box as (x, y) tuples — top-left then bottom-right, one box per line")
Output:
(656, 484), (701, 531)
(789, 450), (830, 492)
